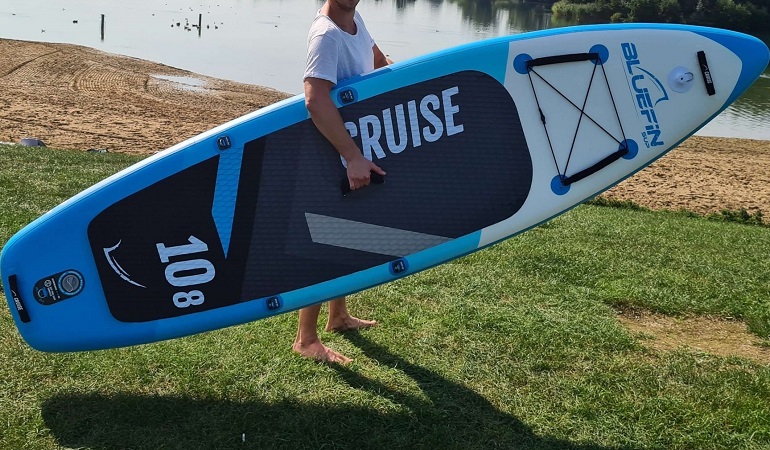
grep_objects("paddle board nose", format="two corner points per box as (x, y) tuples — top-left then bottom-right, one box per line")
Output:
(738, 33), (769, 75)
(694, 28), (770, 104)
(735, 34), (769, 93)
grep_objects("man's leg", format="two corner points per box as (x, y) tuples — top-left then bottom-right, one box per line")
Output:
(293, 303), (352, 364)
(326, 296), (377, 332)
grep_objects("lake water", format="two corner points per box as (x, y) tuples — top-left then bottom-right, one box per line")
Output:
(0, 0), (767, 140)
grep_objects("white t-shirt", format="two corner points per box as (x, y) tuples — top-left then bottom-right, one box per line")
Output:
(303, 11), (374, 85)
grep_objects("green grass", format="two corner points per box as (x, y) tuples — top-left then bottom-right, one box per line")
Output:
(1, 144), (769, 449)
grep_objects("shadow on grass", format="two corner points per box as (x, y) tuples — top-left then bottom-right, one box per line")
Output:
(42, 336), (636, 450)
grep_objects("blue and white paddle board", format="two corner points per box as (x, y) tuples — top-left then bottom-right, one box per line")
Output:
(2, 24), (768, 351)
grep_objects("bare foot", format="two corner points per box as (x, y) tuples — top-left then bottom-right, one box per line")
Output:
(292, 339), (352, 365)
(325, 316), (378, 333)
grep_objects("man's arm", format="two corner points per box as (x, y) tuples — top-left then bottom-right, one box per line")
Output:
(304, 77), (385, 191)
(373, 44), (393, 69)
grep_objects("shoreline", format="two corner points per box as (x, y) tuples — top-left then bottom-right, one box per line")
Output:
(2, 38), (769, 218)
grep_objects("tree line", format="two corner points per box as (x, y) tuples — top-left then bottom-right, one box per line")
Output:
(550, 0), (769, 33)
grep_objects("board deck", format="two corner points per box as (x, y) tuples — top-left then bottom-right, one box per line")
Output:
(3, 23), (768, 351)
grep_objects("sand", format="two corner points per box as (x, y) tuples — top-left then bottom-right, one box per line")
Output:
(1, 38), (769, 218)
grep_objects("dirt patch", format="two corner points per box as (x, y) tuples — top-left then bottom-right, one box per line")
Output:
(0, 39), (289, 154)
(617, 307), (770, 364)
(604, 136), (770, 219)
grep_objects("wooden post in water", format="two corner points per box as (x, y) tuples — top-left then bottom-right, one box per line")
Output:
(100, 14), (105, 41)
(198, 13), (202, 37)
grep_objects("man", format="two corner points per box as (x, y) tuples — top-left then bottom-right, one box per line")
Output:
(295, 0), (392, 364)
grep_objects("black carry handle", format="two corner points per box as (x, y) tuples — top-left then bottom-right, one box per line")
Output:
(560, 146), (629, 186)
(341, 171), (385, 196)
(697, 51), (716, 96)
(8, 275), (31, 323)
(526, 52), (600, 69)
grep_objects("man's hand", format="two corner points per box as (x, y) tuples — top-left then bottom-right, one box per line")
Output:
(345, 154), (385, 191)
(305, 77), (388, 191)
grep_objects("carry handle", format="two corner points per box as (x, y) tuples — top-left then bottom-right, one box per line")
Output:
(561, 147), (629, 186)
(341, 171), (385, 196)
(8, 275), (31, 323)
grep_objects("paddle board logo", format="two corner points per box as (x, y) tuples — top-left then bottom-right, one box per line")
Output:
(621, 42), (668, 148)
(340, 86), (465, 166)
(104, 240), (147, 288)
(33, 270), (85, 305)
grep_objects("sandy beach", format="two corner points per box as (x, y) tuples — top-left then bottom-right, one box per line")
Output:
(1, 38), (769, 218)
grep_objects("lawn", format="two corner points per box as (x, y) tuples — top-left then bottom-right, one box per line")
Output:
(1, 144), (768, 450)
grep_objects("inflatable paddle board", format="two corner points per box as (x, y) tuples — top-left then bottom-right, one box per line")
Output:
(3, 24), (768, 351)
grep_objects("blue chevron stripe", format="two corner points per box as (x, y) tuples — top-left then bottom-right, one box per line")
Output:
(211, 147), (244, 257)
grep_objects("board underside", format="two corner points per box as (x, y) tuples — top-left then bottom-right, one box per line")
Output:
(3, 24), (768, 351)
